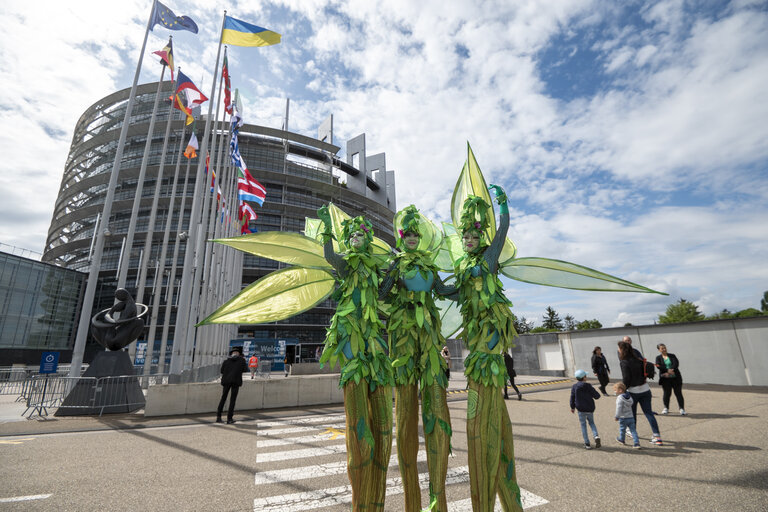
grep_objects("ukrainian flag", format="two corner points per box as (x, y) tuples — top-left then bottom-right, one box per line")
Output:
(222, 16), (281, 47)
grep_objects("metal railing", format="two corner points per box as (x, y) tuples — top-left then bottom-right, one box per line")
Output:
(0, 365), (89, 398)
(255, 360), (272, 379)
(22, 374), (168, 418)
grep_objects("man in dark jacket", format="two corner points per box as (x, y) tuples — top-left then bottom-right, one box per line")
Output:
(503, 351), (522, 400)
(217, 347), (248, 424)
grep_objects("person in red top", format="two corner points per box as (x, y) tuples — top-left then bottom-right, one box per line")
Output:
(248, 354), (259, 379)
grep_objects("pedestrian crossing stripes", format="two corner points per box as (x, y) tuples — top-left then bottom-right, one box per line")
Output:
(252, 413), (548, 511)
(253, 465), (547, 511)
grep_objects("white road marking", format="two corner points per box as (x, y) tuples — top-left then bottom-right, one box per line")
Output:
(255, 443), (348, 463)
(254, 451), (428, 485)
(256, 422), (346, 437)
(252, 466), (548, 511)
(0, 494), (52, 503)
(255, 414), (347, 429)
(257, 429), (344, 448)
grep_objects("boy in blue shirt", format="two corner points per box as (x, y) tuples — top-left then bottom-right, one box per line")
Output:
(570, 369), (601, 449)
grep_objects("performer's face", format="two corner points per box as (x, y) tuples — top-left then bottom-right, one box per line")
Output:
(349, 230), (365, 249)
(462, 230), (481, 253)
(403, 231), (420, 251)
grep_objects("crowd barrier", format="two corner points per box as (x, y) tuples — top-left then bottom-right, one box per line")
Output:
(21, 374), (170, 417)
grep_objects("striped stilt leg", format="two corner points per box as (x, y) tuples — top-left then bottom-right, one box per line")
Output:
(367, 384), (393, 511)
(422, 380), (451, 512)
(395, 384), (421, 511)
(344, 380), (373, 511)
(467, 379), (502, 512)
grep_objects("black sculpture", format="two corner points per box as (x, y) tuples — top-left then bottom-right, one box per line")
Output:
(90, 288), (148, 350)
(55, 289), (148, 416)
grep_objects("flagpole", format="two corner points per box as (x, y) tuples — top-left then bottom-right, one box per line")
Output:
(171, 11), (227, 374)
(195, 66), (226, 368)
(206, 111), (233, 365)
(144, 118), (186, 375)
(138, 68), (178, 376)
(69, 0), (157, 377)
(160, 148), (193, 373)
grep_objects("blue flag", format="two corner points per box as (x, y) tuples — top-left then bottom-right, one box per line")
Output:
(150, 1), (198, 34)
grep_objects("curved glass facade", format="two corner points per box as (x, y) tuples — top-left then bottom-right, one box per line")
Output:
(43, 82), (397, 358)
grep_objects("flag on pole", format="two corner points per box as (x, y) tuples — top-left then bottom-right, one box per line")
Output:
(176, 71), (208, 107)
(222, 49), (233, 115)
(222, 16), (281, 47)
(184, 131), (198, 159)
(153, 37), (175, 81)
(171, 93), (194, 125)
(237, 168), (266, 206)
(150, 1), (199, 34)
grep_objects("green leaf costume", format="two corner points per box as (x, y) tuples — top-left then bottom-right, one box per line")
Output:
(379, 205), (453, 512)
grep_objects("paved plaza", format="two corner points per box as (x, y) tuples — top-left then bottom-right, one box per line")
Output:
(1, 375), (766, 511)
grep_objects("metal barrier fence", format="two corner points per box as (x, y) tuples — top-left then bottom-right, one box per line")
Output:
(0, 365), (90, 398)
(22, 374), (169, 418)
(256, 360), (272, 379)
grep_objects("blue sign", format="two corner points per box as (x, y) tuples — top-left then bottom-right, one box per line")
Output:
(39, 352), (60, 374)
(134, 342), (147, 365)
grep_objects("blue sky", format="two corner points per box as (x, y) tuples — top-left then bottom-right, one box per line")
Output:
(1, 0), (766, 328)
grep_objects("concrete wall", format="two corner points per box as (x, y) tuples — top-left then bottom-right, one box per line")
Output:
(555, 316), (768, 386)
(510, 333), (565, 377)
(145, 374), (343, 417)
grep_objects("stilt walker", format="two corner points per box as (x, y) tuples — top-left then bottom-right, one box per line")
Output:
(379, 205), (452, 512)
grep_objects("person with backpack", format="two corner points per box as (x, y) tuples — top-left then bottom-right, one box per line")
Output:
(618, 341), (663, 446)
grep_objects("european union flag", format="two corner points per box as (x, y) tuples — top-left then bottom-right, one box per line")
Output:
(150, 1), (198, 34)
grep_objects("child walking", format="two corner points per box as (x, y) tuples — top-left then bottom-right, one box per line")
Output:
(614, 382), (640, 449)
(570, 369), (601, 449)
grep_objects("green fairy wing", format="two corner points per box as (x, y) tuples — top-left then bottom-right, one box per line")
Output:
(501, 257), (667, 294)
(435, 223), (462, 271)
(212, 231), (331, 270)
(197, 267), (336, 325)
(436, 294), (463, 338)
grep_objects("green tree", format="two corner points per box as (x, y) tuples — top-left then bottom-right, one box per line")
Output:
(761, 291), (768, 313)
(529, 325), (559, 333)
(707, 309), (734, 320)
(576, 319), (603, 330)
(658, 299), (705, 324)
(563, 315), (576, 331)
(512, 314), (532, 334)
(734, 308), (763, 318)
(623, 322), (633, 327)
(542, 307), (563, 330)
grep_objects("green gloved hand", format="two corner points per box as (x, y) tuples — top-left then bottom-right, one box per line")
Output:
(317, 205), (334, 242)
(488, 184), (508, 213)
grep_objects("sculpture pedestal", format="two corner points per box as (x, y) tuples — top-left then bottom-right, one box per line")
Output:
(55, 351), (145, 416)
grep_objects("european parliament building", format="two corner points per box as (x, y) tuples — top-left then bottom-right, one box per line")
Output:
(36, 81), (397, 368)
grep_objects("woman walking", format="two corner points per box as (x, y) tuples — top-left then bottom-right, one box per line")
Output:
(619, 341), (663, 445)
(591, 346), (611, 396)
(656, 343), (685, 415)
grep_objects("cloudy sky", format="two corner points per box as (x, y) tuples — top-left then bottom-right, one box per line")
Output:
(1, 0), (766, 327)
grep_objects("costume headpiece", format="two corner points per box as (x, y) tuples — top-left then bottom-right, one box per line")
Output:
(341, 216), (374, 251)
(459, 196), (491, 247)
(396, 205), (421, 249)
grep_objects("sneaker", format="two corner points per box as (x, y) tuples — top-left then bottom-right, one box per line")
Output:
(632, 444), (641, 449)
(680, 408), (686, 416)
(594, 437), (601, 448)
(616, 437), (625, 445)
(649, 436), (663, 446)
(626, 427), (632, 437)
(584, 444), (592, 450)
(661, 408), (669, 415)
